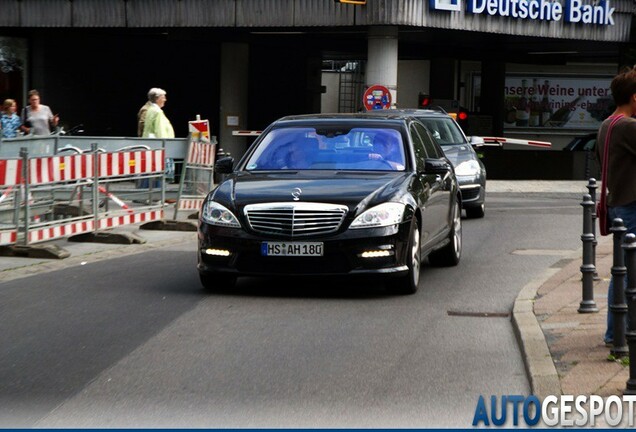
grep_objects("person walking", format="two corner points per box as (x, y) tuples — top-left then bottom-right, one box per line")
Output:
(21, 89), (59, 136)
(596, 66), (636, 345)
(136, 88), (156, 137)
(0, 99), (23, 138)
(142, 88), (174, 139)
(141, 88), (175, 183)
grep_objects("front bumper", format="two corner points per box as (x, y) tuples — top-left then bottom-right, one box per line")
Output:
(198, 221), (412, 277)
(458, 180), (485, 208)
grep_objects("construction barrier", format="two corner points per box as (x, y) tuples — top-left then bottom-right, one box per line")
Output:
(0, 157), (21, 246)
(0, 144), (166, 256)
(174, 135), (217, 219)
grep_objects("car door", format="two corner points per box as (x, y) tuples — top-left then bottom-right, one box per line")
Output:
(411, 121), (452, 243)
(408, 122), (439, 248)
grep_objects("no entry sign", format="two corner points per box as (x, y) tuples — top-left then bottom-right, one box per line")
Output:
(363, 85), (392, 110)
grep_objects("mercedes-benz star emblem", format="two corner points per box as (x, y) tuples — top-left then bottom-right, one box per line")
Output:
(291, 188), (302, 201)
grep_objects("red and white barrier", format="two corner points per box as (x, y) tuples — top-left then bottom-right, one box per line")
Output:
(178, 198), (204, 211)
(97, 209), (163, 229)
(28, 220), (95, 244)
(0, 159), (22, 186)
(481, 137), (552, 148)
(98, 149), (164, 178)
(187, 142), (216, 166)
(28, 154), (93, 185)
(0, 230), (17, 246)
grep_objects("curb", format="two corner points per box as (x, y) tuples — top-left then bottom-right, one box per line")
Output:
(512, 248), (583, 399)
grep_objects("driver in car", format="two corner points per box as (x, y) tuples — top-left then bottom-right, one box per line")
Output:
(368, 133), (405, 170)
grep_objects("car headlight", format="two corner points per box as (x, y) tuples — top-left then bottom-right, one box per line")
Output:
(350, 202), (405, 229)
(201, 200), (240, 228)
(454, 160), (481, 176)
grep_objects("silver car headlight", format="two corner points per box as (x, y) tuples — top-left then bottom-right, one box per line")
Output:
(201, 200), (240, 228)
(350, 202), (405, 229)
(454, 160), (481, 176)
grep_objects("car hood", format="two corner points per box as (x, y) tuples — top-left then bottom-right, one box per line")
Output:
(211, 171), (411, 211)
(440, 144), (477, 167)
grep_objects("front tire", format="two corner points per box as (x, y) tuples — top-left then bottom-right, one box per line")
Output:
(428, 196), (462, 267)
(391, 219), (421, 295)
(199, 273), (237, 291)
(465, 203), (485, 219)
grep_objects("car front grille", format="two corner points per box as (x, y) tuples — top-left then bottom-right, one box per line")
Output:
(244, 202), (348, 237)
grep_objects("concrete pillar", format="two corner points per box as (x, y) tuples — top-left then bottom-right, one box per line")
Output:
(219, 42), (249, 160)
(366, 26), (398, 108)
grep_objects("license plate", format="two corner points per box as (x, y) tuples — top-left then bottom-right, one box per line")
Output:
(261, 242), (324, 257)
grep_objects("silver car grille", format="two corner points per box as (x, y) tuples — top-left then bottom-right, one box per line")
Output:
(244, 202), (348, 237)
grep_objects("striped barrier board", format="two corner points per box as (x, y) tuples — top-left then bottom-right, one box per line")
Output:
(187, 141), (216, 166)
(97, 210), (163, 229)
(28, 154), (93, 185)
(178, 198), (204, 211)
(98, 149), (165, 178)
(27, 220), (95, 244)
(0, 230), (17, 246)
(0, 159), (23, 187)
(481, 137), (552, 148)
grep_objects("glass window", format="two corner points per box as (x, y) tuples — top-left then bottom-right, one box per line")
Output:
(416, 117), (467, 146)
(413, 122), (443, 159)
(245, 126), (406, 171)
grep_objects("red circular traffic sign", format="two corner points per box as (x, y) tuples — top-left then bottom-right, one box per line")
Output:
(363, 85), (392, 110)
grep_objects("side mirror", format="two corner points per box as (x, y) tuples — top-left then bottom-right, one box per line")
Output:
(468, 136), (485, 147)
(214, 156), (235, 174)
(424, 158), (451, 175)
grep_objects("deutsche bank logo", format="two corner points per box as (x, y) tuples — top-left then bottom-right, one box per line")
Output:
(430, 0), (461, 11)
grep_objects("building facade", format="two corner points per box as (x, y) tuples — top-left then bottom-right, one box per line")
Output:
(0, 0), (633, 158)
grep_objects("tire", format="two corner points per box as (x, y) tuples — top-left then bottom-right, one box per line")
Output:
(465, 203), (485, 219)
(428, 196), (462, 267)
(199, 273), (237, 291)
(391, 219), (421, 295)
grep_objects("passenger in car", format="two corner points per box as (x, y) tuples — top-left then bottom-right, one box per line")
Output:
(368, 133), (405, 170)
(283, 137), (319, 169)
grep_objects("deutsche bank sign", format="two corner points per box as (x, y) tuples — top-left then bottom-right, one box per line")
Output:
(429, 0), (615, 25)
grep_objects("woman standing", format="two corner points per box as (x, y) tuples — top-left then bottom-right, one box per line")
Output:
(0, 99), (22, 138)
(22, 89), (59, 136)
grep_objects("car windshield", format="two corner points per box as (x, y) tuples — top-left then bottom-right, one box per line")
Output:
(416, 117), (467, 146)
(244, 127), (406, 171)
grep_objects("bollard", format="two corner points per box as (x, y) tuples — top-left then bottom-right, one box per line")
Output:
(587, 178), (599, 280)
(579, 194), (599, 313)
(623, 233), (636, 394)
(610, 218), (628, 357)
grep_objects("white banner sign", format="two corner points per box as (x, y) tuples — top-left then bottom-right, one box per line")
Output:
(503, 75), (612, 130)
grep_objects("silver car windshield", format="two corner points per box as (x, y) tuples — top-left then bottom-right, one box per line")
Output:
(244, 127), (406, 171)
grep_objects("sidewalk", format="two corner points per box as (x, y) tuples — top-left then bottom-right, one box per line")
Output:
(516, 232), (630, 399)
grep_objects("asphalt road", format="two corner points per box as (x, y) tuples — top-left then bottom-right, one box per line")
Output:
(0, 192), (583, 428)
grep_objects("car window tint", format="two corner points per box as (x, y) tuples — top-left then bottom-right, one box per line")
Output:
(245, 126), (406, 171)
(409, 124), (428, 171)
(417, 117), (467, 146)
(413, 122), (443, 159)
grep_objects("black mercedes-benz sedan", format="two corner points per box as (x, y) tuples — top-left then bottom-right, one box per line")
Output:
(198, 113), (462, 294)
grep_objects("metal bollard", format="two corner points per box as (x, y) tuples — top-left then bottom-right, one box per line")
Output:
(587, 178), (599, 280)
(610, 218), (628, 357)
(579, 194), (599, 313)
(623, 233), (636, 394)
